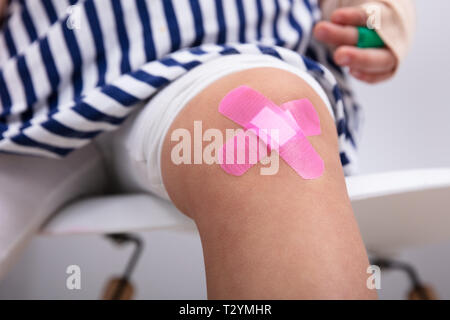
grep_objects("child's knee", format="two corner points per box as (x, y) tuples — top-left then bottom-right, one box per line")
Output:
(161, 67), (345, 217)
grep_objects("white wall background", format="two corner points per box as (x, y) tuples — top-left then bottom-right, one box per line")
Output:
(1, 0), (450, 300)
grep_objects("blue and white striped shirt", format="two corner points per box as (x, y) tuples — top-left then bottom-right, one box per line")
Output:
(0, 0), (361, 172)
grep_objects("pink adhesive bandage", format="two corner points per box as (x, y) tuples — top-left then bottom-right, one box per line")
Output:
(218, 86), (324, 179)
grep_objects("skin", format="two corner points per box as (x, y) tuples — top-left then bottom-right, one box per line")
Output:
(0, 0), (7, 18)
(313, 7), (398, 84)
(161, 68), (377, 299)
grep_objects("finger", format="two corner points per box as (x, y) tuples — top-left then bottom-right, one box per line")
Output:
(331, 7), (367, 26)
(313, 21), (358, 46)
(334, 46), (397, 73)
(349, 69), (395, 84)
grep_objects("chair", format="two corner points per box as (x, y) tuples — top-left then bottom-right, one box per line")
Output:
(40, 168), (450, 299)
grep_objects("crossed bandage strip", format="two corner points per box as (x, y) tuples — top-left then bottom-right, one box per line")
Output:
(218, 86), (324, 179)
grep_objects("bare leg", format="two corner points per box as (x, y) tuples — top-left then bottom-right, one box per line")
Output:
(161, 68), (375, 299)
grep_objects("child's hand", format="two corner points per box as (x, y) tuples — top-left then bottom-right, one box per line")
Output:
(313, 7), (397, 84)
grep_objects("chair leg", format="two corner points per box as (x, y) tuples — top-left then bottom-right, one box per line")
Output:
(102, 233), (144, 300)
(371, 257), (438, 300)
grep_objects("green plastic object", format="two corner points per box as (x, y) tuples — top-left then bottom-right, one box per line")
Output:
(357, 26), (385, 48)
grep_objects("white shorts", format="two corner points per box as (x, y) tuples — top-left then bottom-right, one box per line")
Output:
(105, 54), (333, 201)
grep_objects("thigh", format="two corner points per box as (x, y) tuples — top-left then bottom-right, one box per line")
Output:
(0, 144), (107, 279)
